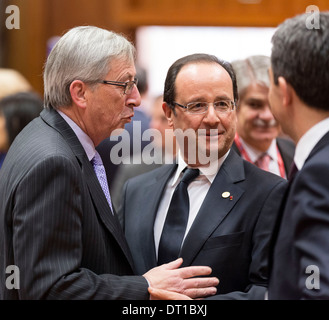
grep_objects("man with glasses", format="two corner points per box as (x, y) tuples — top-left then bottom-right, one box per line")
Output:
(120, 53), (287, 299)
(0, 28), (219, 300)
(231, 55), (295, 178)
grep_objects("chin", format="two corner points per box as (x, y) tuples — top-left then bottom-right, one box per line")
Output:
(110, 127), (125, 137)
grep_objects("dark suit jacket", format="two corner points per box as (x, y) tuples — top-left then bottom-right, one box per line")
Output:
(232, 137), (295, 176)
(121, 149), (287, 300)
(268, 132), (329, 299)
(0, 108), (148, 300)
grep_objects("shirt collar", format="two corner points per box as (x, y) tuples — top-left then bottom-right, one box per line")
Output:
(294, 117), (329, 170)
(239, 136), (278, 162)
(58, 110), (96, 161)
(171, 148), (230, 186)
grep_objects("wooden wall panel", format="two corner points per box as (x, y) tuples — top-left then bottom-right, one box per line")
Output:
(2, 0), (329, 96)
(3, 0), (48, 94)
(114, 0), (329, 27)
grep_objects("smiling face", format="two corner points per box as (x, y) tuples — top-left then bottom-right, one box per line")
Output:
(236, 82), (280, 151)
(164, 62), (236, 166)
(82, 57), (141, 146)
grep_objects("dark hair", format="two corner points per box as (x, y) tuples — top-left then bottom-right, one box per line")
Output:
(271, 11), (329, 111)
(136, 65), (148, 95)
(0, 91), (43, 145)
(163, 53), (238, 112)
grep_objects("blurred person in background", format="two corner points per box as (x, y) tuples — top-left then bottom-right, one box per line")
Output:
(0, 68), (32, 100)
(0, 68), (36, 168)
(0, 91), (43, 168)
(231, 55), (295, 178)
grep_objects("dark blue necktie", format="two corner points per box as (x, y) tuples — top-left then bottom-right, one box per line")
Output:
(158, 167), (200, 265)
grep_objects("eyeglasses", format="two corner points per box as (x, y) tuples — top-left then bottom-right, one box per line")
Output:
(99, 78), (138, 95)
(173, 100), (236, 114)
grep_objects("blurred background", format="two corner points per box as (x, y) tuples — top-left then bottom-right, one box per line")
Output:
(0, 0), (328, 103)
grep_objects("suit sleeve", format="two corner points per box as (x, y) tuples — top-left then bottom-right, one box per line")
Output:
(12, 155), (148, 300)
(291, 161), (329, 299)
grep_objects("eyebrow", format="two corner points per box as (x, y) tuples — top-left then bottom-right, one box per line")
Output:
(186, 95), (233, 103)
(118, 72), (135, 82)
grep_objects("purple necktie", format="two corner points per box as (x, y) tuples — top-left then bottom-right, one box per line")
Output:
(91, 151), (113, 212)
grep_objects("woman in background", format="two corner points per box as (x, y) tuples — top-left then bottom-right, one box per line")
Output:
(0, 91), (43, 168)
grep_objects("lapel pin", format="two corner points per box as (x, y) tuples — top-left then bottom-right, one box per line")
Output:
(222, 191), (230, 198)
(230, 196), (233, 201)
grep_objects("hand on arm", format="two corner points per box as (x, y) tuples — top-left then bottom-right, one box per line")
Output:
(143, 258), (219, 300)
(148, 287), (192, 300)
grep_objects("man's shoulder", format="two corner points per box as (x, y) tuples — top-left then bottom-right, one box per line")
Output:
(4, 115), (75, 172)
(242, 157), (287, 185)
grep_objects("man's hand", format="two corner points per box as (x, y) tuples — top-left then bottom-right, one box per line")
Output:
(148, 287), (192, 300)
(143, 258), (219, 299)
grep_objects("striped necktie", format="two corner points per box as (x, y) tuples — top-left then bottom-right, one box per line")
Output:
(255, 153), (271, 172)
(91, 151), (113, 212)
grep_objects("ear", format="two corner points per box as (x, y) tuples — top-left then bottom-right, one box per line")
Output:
(278, 76), (293, 107)
(163, 102), (174, 128)
(70, 80), (88, 109)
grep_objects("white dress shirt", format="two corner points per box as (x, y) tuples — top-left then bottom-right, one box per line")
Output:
(58, 110), (97, 160)
(153, 149), (230, 258)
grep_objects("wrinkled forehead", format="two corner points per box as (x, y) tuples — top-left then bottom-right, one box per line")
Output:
(175, 62), (234, 100)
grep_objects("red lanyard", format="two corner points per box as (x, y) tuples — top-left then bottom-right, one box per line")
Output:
(234, 133), (286, 178)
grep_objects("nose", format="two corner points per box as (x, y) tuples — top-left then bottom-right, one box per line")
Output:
(127, 85), (141, 108)
(259, 105), (274, 121)
(203, 104), (220, 126)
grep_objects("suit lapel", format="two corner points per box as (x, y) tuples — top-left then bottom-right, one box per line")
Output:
(140, 164), (177, 270)
(82, 160), (135, 266)
(180, 150), (245, 266)
(40, 108), (135, 269)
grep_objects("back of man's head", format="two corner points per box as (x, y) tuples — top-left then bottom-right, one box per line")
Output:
(271, 11), (329, 111)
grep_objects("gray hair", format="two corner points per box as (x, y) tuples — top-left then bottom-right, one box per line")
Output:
(271, 11), (329, 111)
(43, 26), (136, 109)
(231, 55), (270, 101)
